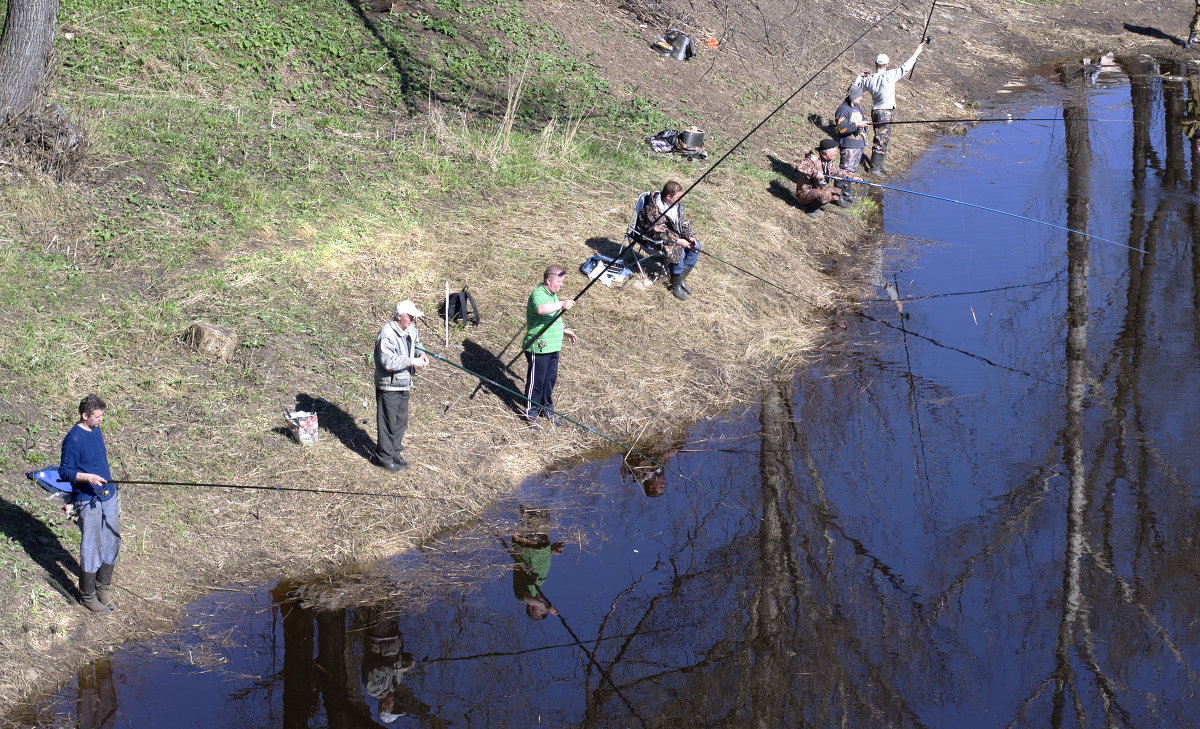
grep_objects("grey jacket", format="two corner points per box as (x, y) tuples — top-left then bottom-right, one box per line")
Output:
(374, 319), (421, 391)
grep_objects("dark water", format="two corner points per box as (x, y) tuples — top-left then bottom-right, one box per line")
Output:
(27, 59), (1200, 728)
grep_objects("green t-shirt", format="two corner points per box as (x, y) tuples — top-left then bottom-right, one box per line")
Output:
(512, 544), (552, 600)
(522, 284), (564, 353)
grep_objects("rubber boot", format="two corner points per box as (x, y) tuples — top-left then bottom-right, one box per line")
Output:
(837, 180), (858, 204)
(1188, 32), (1198, 49)
(96, 562), (116, 610)
(834, 181), (854, 207)
(870, 152), (890, 177)
(669, 274), (688, 301)
(680, 267), (693, 295)
(79, 571), (110, 613)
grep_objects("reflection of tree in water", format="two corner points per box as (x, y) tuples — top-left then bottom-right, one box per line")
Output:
(76, 659), (117, 729)
(273, 583), (447, 728)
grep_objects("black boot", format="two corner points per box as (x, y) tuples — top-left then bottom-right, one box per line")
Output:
(669, 274), (688, 301)
(79, 571), (110, 613)
(1188, 31), (1198, 49)
(870, 152), (890, 176)
(838, 180), (858, 204)
(679, 268), (693, 295)
(96, 563), (116, 610)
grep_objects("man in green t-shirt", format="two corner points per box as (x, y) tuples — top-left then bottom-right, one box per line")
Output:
(522, 265), (578, 426)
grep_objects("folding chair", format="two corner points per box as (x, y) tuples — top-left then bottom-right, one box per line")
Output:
(621, 191), (670, 283)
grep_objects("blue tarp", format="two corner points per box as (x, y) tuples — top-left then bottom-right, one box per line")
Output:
(26, 467), (73, 495)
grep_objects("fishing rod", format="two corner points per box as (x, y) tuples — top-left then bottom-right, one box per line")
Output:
(870, 116), (1139, 126)
(417, 345), (678, 483)
(910, 0), (937, 81)
(86, 479), (466, 500)
(827, 174), (1143, 252)
(495, 0), (914, 378)
(416, 344), (759, 519)
(696, 248), (810, 302)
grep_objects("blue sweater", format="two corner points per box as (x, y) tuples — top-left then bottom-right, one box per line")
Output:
(60, 424), (114, 497)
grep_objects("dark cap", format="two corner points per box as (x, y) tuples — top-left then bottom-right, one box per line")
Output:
(818, 138), (838, 151)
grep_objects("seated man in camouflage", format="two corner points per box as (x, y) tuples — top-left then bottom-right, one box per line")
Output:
(635, 180), (701, 302)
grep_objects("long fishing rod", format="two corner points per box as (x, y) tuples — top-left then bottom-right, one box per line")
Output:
(871, 116), (1138, 126)
(910, 0), (937, 81)
(417, 345), (678, 483)
(498, 0), (913, 376)
(416, 344), (759, 519)
(696, 248), (809, 301)
(828, 174), (1143, 252)
(88, 479), (465, 500)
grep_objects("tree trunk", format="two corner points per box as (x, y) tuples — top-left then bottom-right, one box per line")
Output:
(0, 0), (60, 125)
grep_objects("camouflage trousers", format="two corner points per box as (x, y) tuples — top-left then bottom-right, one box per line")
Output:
(840, 146), (865, 175)
(871, 108), (895, 156)
(1192, 0), (1199, 33)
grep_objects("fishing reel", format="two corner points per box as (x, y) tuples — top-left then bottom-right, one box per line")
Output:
(924, 34), (932, 44)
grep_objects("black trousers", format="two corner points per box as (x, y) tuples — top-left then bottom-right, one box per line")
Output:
(375, 389), (410, 463)
(524, 350), (560, 419)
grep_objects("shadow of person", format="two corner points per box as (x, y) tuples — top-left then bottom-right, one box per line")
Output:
(807, 112), (836, 136)
(294, 393), (376, 462)
(460, 339), (525, 414)
(767, 154), (799, 184)
(1122, 22), (1184, 45)
(767, 179), (804, 210)
(583, 235), (625, 258)
(0, 495), (80, 601)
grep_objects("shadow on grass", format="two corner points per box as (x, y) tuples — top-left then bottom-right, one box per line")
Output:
(0, 495), (79, 601)
(461, 339), (525, 415)
(768, 179), (805, 211)
(767, 154), (799, 184)
(295, 393), (376, 462)
(1122, 23), (1184, 45)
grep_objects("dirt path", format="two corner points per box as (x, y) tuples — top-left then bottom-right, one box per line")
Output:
(0, 0), (1194, 721)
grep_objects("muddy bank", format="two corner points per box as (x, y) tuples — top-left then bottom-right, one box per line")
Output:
(0, 0), (1193, 720)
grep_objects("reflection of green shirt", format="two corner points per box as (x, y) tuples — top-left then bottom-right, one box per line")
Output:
(522, 284), (564, 353)
(512, 544), (552, 599)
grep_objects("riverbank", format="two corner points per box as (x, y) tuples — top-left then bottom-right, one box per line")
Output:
(0, 0), (1191, 719)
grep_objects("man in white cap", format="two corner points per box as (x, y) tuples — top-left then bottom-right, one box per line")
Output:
(373, 300), (429, 471)
(855, 38), (929, 176)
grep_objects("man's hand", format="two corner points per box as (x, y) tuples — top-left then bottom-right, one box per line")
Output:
(563, 328), (578, 344)
(79, 473), (107, 486)
(414, 353), (430, 368)
(560, 298), (575, 311)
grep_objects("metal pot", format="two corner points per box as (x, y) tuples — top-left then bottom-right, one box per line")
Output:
(680, 128), (705, 148)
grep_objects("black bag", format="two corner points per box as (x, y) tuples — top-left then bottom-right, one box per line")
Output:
(445, 287), (481, 326)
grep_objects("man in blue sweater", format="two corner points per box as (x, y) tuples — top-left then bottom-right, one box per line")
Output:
(59, 393), (121, 613)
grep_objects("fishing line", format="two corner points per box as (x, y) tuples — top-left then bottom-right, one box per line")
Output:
(872, 116), (1139, 126)
(94, 479), (465, 500)
(503, 0), (914, 370)
(696, 248), (811, 302)
(828, 174), (1142, 252)
(859, 265), (1129, 304)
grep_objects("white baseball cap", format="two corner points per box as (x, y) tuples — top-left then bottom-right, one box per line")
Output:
(394, 300), (424, 318)
(876, 53), (890, 65)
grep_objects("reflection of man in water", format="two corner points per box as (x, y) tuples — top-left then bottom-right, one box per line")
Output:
(1184, 72), (1200, 157)
(620, 435), (683, 498)
(77, 658), (117, 729)
(510, 506), (565, 620)
(360, 611), (429, 724)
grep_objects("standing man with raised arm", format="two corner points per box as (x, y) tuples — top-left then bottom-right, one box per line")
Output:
(856, 37), (929, 176)
(522, 265), (577, 427)
(59, 393), (121, 613)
